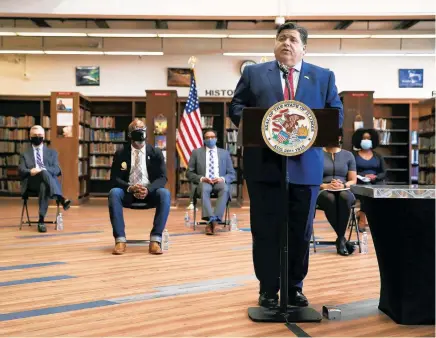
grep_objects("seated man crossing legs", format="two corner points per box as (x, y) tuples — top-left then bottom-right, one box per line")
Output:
(18, 125), (71, 233)
(186, 129), (236, 235)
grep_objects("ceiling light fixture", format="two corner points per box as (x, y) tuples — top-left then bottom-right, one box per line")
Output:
(16, 32), (87, 37)
(158, 33), (227, 38)
(104, 51), (163, 55)
(45, 50), (105, 55)
(87, 33), (158, 38)
(0, 50), (45, 54)
(223, 52), (436, 57)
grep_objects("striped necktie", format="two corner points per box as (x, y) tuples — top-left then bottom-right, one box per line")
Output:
(36, 148), (45, 169)
(284, 68), (295, 100)
(208, 149), (215, 179)
(132, 149), (143, 185)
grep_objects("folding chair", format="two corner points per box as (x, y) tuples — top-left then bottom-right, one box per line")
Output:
(311, 202), (362, 253)
(19, 168), (63, 230)
(124, 201), (155, 244)
(191, 183), (232, 231)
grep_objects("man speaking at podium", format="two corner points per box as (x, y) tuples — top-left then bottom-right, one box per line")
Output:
(229, 22), (343, 308)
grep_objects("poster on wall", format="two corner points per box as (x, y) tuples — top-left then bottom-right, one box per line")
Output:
(167, 68), (191, 87)
(76, 66), (100, 86)
(56, 97), (74, 138)
(56, 98), (73, 112)
(398, 69), (423, 88)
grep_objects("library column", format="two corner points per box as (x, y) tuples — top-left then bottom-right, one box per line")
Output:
(145, 90), (177, 205)
(50, 92), (91, 205)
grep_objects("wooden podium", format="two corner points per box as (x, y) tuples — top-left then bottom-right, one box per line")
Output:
(145, 90), (177, 205)
(50, 92), (91, 205)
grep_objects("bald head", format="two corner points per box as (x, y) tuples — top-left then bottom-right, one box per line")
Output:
(128, 119), (146, 134)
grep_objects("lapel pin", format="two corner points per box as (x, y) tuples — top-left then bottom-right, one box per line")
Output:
(147, 156), (150, 160)
(304, 75), (310, 80)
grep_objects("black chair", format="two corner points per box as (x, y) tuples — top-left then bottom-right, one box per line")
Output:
(19, 169), (63, 230)
(124, 201), (155, 244)
(191, 183), (232, 231)
(311, 202), (362, 253)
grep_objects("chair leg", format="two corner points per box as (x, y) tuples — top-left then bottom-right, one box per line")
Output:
(24, 200), (31, 227)
(19, 200), (26, 230)
(55, 201), (60, 229)
(312, 229), (317, 253)
(193, 201), (197, 231)
(349, 207), (361, 253)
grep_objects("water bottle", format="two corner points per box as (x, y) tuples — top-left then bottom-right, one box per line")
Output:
(361, 231), (368, 254)
(56, 213), (64, 231)
(230, 214), (238, 231)
(184, 212), (190, 228)
(162, 229), (169, 251)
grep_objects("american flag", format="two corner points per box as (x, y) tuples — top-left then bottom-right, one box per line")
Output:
(176, 70), (203, 167)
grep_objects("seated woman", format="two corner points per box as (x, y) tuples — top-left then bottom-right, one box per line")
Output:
(317, 129), (357, 256)
(351, 128), (387, 230)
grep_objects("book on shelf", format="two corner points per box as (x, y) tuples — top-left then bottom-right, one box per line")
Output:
(90, 168), (111, 180)
(411, 149), (419, 165)
(419, 116), (435, 133)
(419, 135), (435, 150)
(90, 143), (123, 154)
(91, 116), (115, 129)
(411, 131), (418, 145)
(201, 116), (214, 128)
(226, 130), (238, 142)
(42, 116), (50, 128)
(0, 128), (29, 140)
(0, 180), (20, 193)
(90, 130), (125, 142)
(225, 117), (238, 129)
(373, 118), (388, 130)
(79, 108), (92, 125)
(90, 155), (114, 167)
(419, 171), (435, 185)
(0, 116), (35, 128)
(418, 152), (435, 168)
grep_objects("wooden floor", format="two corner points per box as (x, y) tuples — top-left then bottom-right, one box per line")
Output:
(0, 197), (434, 337)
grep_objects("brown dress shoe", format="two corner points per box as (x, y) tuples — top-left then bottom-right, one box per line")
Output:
(149, 241), (163, 255)
(112, 242), (126, 255)
(205, 221), (217, 235)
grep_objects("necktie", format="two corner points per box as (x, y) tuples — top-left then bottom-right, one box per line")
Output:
(283, 68), (295, 100)
(132, 149), (143, 185)
(208, 149), (215, 179)
(36, 148), (45, 169)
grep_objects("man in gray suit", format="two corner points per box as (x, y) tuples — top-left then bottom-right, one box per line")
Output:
(187, 129), (236, 235)
(18, 125), (71, 233)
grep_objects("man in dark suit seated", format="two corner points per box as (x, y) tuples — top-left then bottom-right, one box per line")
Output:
(18, 125), (71, 233)
(108, 119), (171, 255)
(186, 129), (236, 235)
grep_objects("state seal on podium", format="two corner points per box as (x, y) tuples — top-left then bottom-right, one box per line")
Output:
(261, 100), (318, 156)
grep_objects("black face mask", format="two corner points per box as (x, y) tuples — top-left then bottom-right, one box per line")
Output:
(30, 136), (44, 146)
(131, 130), (146, 141)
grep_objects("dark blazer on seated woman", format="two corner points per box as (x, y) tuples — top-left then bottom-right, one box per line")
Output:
(351, 128), (387, 185)
(317, 148), (357, 256)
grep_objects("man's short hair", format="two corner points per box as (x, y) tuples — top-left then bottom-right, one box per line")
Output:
(203, 128), (217, 138)
(30, 125), (45, 135)
(128, 118), (146, 134)
(276, 22), (308, 45)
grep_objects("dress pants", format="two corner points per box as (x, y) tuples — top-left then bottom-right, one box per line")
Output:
(246, 179), (319, 295)
(27, 170), (62, 219)
(108, 187), (170, 243)
(317, 190), (355, 238)
(198, 182), (229, 222)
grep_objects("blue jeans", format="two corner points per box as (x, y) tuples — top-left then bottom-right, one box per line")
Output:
(108, 187), (170, 243)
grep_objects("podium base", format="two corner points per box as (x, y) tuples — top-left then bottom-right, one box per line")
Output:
(248, 306), (323, 323)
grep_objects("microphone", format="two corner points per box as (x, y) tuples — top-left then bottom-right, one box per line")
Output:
(278, 62), (292, 101)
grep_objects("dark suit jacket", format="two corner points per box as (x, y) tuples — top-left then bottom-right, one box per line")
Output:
(229, 60), (343, 186)
(18, 146), (61, 195)
(186, 147), (236, 185)
(110, 143), (167, 193)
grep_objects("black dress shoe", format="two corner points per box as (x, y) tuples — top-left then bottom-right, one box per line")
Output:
(336, 237), (349, 256)
(62, 199), (71, 211)
(258, 292), (279, 309)
(345, 241), (356, 254)
(37, 222), (47, 233)
(289, 288), (309, 307)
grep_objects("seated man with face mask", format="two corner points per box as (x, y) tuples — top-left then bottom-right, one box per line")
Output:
(108, 119), (171, 255)
(18, 125), (71, 233)
(186, 129), (236, 235)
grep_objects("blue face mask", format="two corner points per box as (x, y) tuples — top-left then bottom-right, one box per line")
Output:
(205, 138), (217, 148)
(361, 139), (373, 150)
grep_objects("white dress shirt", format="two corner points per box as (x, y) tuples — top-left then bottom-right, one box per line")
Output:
(279, 60), (302, 99)
(205, 146), (219, 179)
(32, 144), (45, 170)
(129, 147), (150, 187)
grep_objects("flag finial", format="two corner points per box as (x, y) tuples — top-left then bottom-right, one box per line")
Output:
(188, 56), (197, 69)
